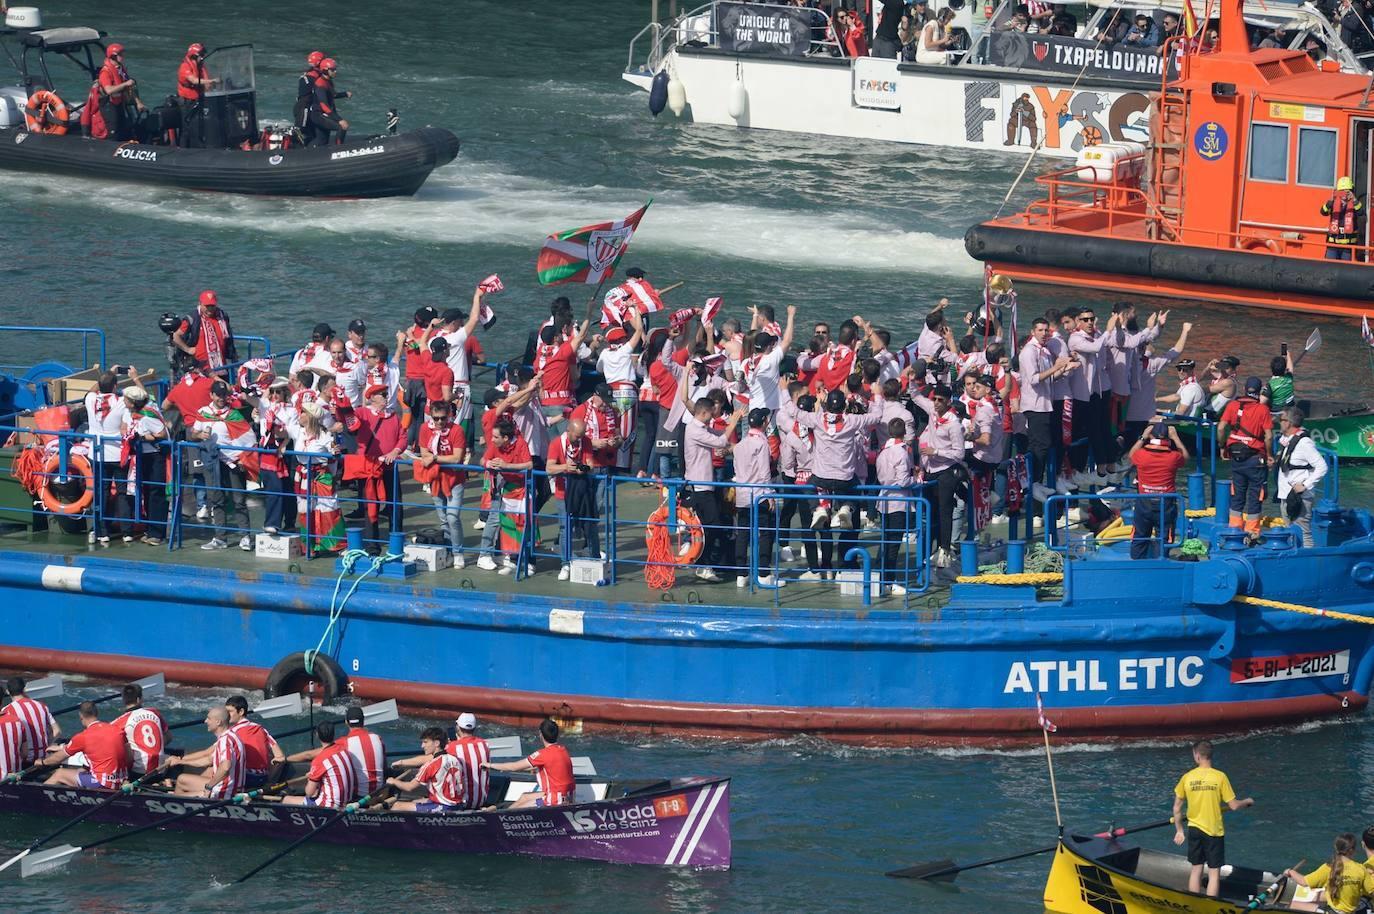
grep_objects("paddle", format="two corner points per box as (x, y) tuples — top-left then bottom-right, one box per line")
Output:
(50, 673), (165, 717)
(0, 762), (172, 874)
(269, 699), (399, 742)
(232, 789), (385, 884)
(1291, 327), (1322, 367)
(1246, 859), (1303, 910)
(165, 694), (303, 731)
(885, 818), (1175, 881)
(20, 789), (266, 878)
(21, 676), (64, 701)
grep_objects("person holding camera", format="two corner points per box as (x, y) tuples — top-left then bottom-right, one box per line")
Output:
(1128, 421), (1188, 559)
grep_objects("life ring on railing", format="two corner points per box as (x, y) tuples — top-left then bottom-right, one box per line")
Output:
(23, 90), (70, 135)
(1240, 236), (1280, 253)
(37, 453), (94, 515)
(264, 651), (349, 701)
(645, 503), (704, 565)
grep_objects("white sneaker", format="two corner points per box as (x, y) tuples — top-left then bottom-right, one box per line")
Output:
(1031, 483), (1056, 504)
(890, 584), (907, 595)
(696, 568), (722, 583)
(1067, 507), (1084, 524)
(245, 479), (262, 492)
(933, 548), (950, 568)
(558, 565), (570, 581)
(263, 526), (279, 536)
(239, 535), (253, 551)
(497, 564), (513, 576)
(196, 505), (209, 520)
(122, 535), (135, 544)
(798, 570), (822, 581)
(1055, 477), (1073, 495)
(906, 532), (921, 545)
(758, 574), (785, 588)
(420, 484), (431, 496)
(476, 555), (498, 571)
(780, 546), (796, 564)
(201, 537), (227, 551)
(473, 518), (486, 530)
(991, 512), (1009, 525)
(832, 506), (854, 530)
(809, 508), (829, 530)
(736, 575), (747, 588)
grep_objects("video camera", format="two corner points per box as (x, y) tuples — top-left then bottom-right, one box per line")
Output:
(160, 312), (196, 378)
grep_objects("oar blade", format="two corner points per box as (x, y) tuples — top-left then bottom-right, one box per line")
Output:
(254, 694), (303, 719)
(571, 756), (597, 777)
(133, 673), (166, 700)
(360, 699), (398, 727)
(885, 858), (959, 881)
(24, 676), (64, 700)
(1306, 327), (1322, 353)
(20, 844), (80, 878)
(485, 735), (522, 758)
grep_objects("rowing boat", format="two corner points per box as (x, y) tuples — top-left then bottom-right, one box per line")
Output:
(1044, 829), (1310, 913)
(0, 776), (731, 869)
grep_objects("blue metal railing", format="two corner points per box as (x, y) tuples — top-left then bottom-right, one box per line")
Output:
(0, 326), (106, 372)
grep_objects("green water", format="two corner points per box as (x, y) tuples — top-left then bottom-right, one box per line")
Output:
(3, 0), (1374, 910)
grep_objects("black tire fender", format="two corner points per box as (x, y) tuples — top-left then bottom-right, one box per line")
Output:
(263, 651), (349, 701)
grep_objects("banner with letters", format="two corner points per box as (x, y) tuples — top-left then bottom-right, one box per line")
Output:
(982, 31), (1178, 81)
(852, 56), (901, 111)
(716, 1), (813, 57)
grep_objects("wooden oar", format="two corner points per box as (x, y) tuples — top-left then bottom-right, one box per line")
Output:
(19, 789), (266, 878)
(885, 818), (1175, 881)
(232, 790), (385, 884)
(165, 693), (303, 731)
(50, 673), (165, 717)
(270, 699), (398, 741)
(1246, 859), (1303, 910)
(0, 763), (172, 873)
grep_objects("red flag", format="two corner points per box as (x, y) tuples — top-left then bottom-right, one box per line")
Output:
(1036, 693), (1058, 733)
(702, 296), (723, 324)
(622, 277), (665, 314)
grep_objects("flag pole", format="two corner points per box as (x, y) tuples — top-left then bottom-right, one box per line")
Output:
(1042, 721), (1063, 832)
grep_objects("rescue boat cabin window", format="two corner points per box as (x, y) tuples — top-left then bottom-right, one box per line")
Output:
(1248, 122), (1289, 183)
(1295, 127), (1338, 188)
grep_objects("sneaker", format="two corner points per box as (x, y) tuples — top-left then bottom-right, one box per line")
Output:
(473, 518), (486, 530)
(862, 513), (879, 531)
(831, 506), (854, 530)
(245, 479), (262, 492)
(736, 575), (747, 588)
(1055, 477), (1073, 495)
(695, 568), (722, 583)
(798, 570), (823, 581)
(141, 535), (163, 546)
(196, 505), (209, 520)
(201, 537), (228, 551)
(122, 535), (135, 544)
(558, 565), (571, 581)
(497, 564), (513, 576)
(526, 564), (536, 576)
(890, 584), (907, 595)
(453, 554), (466, 570)
(1031, 483), (1056, 504)
(239, 535), (253, 551)
(809, 508), (829, 530)
(1067, 507), (1084, 524)
(96, 535), (111, 545)
(758, 574), (785, 588)
(780, 546), (796, 564)
(420, 484), (431, 496)
(991, 512), (1009, 526)
(476, 555), (498, 571)
(906, 532), (921, 545)
(933, 547), (949, 568)
(263, 526), (279, 536)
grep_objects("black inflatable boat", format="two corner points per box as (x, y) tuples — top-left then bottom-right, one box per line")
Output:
(0, 22), (459, 198)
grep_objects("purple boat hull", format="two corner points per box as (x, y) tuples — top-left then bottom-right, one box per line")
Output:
(0, 777), (731, 869)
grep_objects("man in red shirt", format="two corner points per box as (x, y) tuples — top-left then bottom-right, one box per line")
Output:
(175, 42), (215, 147)
(1128, 422), (1189, 559)
(422, 338), (455, 410)
(224, 695), (285, 789)
(283, 722), (357, 808)
(534, 312), (594, 424)
(172, 290), (237, 371)
(44, 701), (130, 790)
(348, 384), (404, 545)
(568, 384), (622, 470)
(399, 306), (440, 449)
(97, 43), (143, 141)
(484, 718), (575, 808)
(417, 399), (469, 562)
(475, 418), (533, 573)
(1218, 378), (1274, 539)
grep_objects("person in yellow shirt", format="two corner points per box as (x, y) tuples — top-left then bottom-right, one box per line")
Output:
(1285, 833), (1374, 913)
(1172, 740), (1255, 897)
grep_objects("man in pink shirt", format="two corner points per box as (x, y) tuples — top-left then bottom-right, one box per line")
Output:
(732, 409), (780, 588)
(1017, 317), (1078, 492)
(875, 417), (915, 593)
(1067, 307), (1120, 477)
(680, 372), (744, 583)
(911, 384), (967, 568)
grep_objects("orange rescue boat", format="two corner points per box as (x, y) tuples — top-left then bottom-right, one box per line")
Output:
(965, 1), (1374, 317)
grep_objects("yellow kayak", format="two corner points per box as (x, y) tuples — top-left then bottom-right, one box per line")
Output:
(1044, 831), (1317, 914)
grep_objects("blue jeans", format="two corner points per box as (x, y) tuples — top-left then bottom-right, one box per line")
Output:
(260, 471), (289, 531)
(432, 491), (464, 553)
(478, 505), (504, 557)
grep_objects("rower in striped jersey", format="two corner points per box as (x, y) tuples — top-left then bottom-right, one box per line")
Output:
(1, 676), (60, 765)
(342, 705), (386, 796)
(285, 722), (358, 809)
(172, 706), (246, 799)
(111, 683), (168, 776)
(386, 726), (467, 812)
(448, 712), (490, 810)
(0, 715), (29, 779)
(225, 695), (285, 789)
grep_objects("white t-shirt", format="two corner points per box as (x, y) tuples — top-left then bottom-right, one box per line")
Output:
(597, 343), (639, 386)
(1178, 380), (1205, 418)
(84, 391), (129, 462)
(744, 346), (784, 411)
(438, 327), (471, 384)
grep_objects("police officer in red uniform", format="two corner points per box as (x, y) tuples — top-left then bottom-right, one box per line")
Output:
(306, 58), (350, 146)
(175, 43), (215, 148)
(1218, 377), (1273, 541)
(294, 51), (325, 145)
(97, 43), (144, 141)
(1128, 421), (1189, 559)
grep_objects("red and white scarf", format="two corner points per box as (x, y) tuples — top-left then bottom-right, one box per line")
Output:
(200, 307), (230, 369)
(584, 402), (616, 443)
(560, 432), (586, 465)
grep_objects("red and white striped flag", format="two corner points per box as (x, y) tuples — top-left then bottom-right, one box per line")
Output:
(478, 274), (504, 294)
(621, 277), (666, 314)
(476, 275), (501, 328)
(1036, 693), (1057, 733)
(601, 286), (633, 328)
(702, 296), (723, 324)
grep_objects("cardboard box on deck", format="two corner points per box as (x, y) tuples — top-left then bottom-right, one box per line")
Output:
(404, 543), (453, 572)
(47, 367), (157, 407)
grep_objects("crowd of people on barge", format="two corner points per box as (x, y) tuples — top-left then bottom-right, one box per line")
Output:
(17, 269), (1331, 591)
(0, 675), (575, 813)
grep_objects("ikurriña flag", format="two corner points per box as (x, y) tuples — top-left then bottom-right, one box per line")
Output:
(536, 202), (651, 286)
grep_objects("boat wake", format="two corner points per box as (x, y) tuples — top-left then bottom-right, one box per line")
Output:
(0, 161), (977, 277)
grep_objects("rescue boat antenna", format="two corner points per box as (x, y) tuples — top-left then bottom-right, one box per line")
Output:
(1217, 0), (1248, 56)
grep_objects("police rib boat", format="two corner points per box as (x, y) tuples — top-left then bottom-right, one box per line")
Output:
(0, 775), (732, 871)
(0, 11), (459, 198)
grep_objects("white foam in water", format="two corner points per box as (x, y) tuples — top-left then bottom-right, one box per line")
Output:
(0, 162), (977, 277)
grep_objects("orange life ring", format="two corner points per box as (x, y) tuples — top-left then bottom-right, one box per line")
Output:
(38, 453), (94, 515)
(1241, 236), (1280, 253)
(23, 90), (70, 135)
(646, 503), (704, 565)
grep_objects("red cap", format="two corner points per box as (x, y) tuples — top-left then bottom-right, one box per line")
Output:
(307, 51), (325, 67)
(198, 289), (218, 307)
(607, 327), (628, 344)
(364, 384), (387, 401)
(187, 43), (205, 58)
(320, 58), (338, 71)
(106, 43), (125, 58)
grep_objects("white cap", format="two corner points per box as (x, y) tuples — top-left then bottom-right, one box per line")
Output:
(456, 712), (477, 731)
